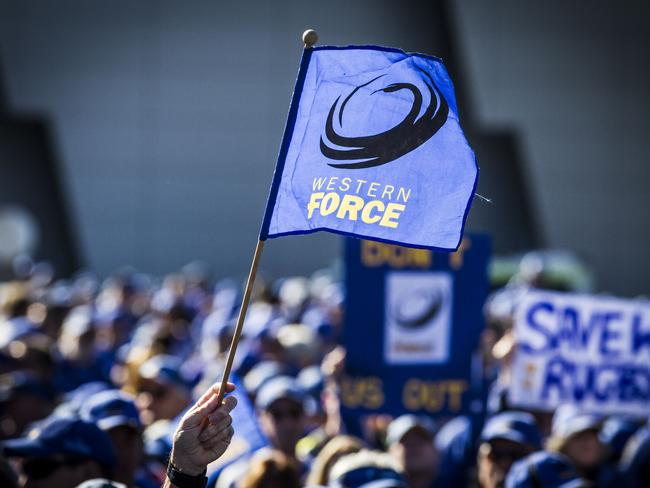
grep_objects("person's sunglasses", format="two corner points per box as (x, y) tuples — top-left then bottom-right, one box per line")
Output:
(22, 456), (86, 480)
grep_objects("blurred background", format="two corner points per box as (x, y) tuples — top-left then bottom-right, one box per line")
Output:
(0, 0), (648, 296)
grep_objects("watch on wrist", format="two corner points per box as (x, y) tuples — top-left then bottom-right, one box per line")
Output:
(166, 462), (208, 488)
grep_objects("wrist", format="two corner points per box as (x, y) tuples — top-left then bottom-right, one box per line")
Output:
(170, 450), (206, 477)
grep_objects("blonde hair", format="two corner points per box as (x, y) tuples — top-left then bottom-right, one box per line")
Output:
(239, 449), (300, 488)
(305, 435), (364, 486)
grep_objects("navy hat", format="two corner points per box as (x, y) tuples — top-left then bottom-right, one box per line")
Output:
(600, 416), (642, 459)
(139, 354), (189, 392)
(255, 375), (307, 411)
(505, 452), (588, 488)
(386, 415), (436, 446)
(0, 372), (54, 403)
(551, 404), (602, 440)
(243, 361), (288, 396)
(330, 450), (407, 488)
(481, 412), (541, 449)
(54, 382), (112, 417)
(2, 416), (116, 468)
(80, 390), (142, 431)
(296, 365), (324, 397)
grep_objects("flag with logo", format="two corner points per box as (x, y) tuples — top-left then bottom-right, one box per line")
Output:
(260, 45), (477, 251)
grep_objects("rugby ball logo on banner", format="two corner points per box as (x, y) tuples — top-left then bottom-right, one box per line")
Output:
(385, 272), (453, 364)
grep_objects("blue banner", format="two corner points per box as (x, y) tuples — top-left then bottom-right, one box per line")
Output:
(261, 46), (477, 251)
(341, 235), (490, 420)
(510, 290), (650, 416)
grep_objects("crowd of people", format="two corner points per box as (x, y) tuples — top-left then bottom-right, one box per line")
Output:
(0, 254), (648, 488)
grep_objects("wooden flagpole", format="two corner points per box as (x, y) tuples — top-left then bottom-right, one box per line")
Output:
(213, 29), (319, 407)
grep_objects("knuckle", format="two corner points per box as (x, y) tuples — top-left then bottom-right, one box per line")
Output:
(210, 411), (225, 424)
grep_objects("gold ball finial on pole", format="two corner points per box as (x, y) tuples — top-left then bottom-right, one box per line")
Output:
(302, 29), (318, 48)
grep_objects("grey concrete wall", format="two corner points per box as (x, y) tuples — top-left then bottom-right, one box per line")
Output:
(0, 0), (441, 281)
(452, 0), (650, 295)
(1, 0), (649, 295)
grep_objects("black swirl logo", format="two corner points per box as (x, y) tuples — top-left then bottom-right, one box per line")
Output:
(392, 288), (445, 330)
(320, 67), (449, 169)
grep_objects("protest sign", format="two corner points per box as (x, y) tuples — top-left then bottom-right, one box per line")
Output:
(341, 234), (490, 419)
(510, 290), (650, 416)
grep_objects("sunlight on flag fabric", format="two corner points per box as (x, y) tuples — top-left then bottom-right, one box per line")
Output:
(260, 45), (478, 251)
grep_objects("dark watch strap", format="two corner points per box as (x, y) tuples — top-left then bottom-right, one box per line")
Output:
(166, 462), (208, 488)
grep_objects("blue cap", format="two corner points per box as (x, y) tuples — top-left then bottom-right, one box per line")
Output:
(599, 416), (642, 458)
(255, 375), (307, 411)
(505, 452), (588, 488)
(243, 361), (288, 396)
(297, 365), (324, 397)
(0, 372), (55, 403)
(52, 382), (112, 418)
(331, 466), (407, 488)
(551, 404), (602, 440)
(481, 412), (541, 449)
(80, 390), (142, 431)
(139, 354), (189, 391)
(386, 415), (436, 446)
(2, 416), (116, 468)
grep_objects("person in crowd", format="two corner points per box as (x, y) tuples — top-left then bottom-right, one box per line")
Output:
(546, 405), (608, 483)
(0, 282), (35, 349)
(239, 449), (301, 488)
(619, 420), (650, 488)
(599, 416), (643, 465)
(276, 323), (321, 370)
(255, 375), (308, 460)
(54, 306), (114, 392)
(433, 416), (478, 488)
(80, 389), (146, 488)
(241, 360), (289, 405)
(328, 449), (407, 488)
(165, 382), (237, 488)
(1, 416), (117, 488)
(386, 415), (440, 488)
(2, 333), (57, 385)
(305, 435), (364, 487)
(137, 354), (193, 423)
(0, 371), (55, 440)
(476, 412), (542, 488)
(295, 365), (328, 460)
(505, 451), (590, 488)
(216, 375), (308, 488)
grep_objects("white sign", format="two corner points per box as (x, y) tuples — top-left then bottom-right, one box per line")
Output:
(510, 290), (650, 416)
(384, 271), (453, 365)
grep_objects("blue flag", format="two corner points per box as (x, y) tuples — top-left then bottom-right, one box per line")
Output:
(260, 46), (477, 251)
